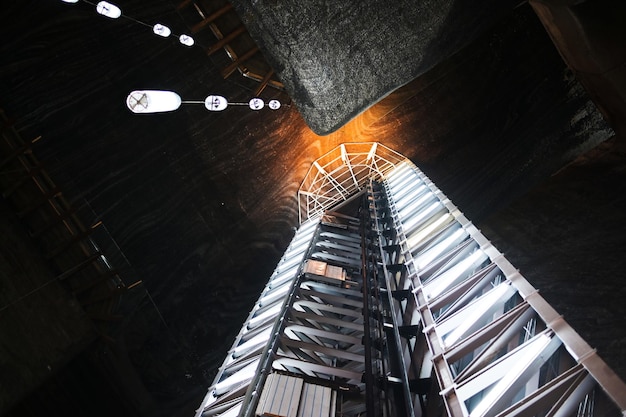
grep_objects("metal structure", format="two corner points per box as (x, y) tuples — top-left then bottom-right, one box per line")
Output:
(196, 143), (626, 417)
(298, 143), (405, 224)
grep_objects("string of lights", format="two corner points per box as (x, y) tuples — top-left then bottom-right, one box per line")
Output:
(61, 0), (196, 46)
(126, 91), (282, 113)
(59, 1), (285, 113)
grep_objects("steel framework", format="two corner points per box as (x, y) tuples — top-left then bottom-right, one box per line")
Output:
(371, 162), (626, 416)
(195, 144), (626, 417)
(298, 142), (405, 224)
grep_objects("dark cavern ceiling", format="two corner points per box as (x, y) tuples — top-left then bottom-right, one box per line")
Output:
(1, 0), (625, 416)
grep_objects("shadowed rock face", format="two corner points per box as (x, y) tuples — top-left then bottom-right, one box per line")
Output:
(481, 137), (626, 391)
(1, 1), (625, 416)
(231, 0), (522, 134)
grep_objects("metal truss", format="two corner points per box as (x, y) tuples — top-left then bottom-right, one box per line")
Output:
(298, 143), (405, 224)
(196, 214), (372, 417)
(370, 161), (626, 416)
(195, 146), (626, 417)
(194, 219), (319, 417)
(250, 215), (372, 417)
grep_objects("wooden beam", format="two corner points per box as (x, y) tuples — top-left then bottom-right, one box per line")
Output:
(30, 205), (79, 238)
(254, 69), (275, 97)
(192, 3), (233, 34)
(222, 46), (259, 78)
(15, 187), (61, 217)
(88, 313), (124, 322)
(2, 164), (46, 196)
(176, 0), (193, 11)
(207, 25), (246, 55)
(57, 252), (102, 281)
(0, 136), (41, 169)
(80, 287), (125, 307)
(45, 227), (95, 259)
(72, 269), (122, 295)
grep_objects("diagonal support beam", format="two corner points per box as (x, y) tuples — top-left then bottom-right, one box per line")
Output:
(313, 161), (349, 200)
(341, 143), (361, 192)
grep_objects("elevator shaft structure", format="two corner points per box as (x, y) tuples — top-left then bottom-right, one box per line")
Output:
(195, 143), (626, 417)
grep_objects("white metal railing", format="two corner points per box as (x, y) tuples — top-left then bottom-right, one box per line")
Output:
(298, 143), (405, 224)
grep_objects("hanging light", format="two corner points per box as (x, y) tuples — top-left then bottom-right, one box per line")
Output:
(153, 24), (171, 38)
(205, 96), (228, 112)
(126, 90), (182, 113)
(60, 1), (194, 49)
(249, 98), (264, 110)
(127, 91), (283, 114)
(96, 1), (122, 19)
(268, 99), (281, 110)
(179, 34), (194, 47)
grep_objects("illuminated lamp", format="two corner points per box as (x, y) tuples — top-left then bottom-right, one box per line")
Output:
(268, 99), (281, 110)
(249, 98), (264, 110)
(61, 0), (79, 3)
(415, 227), (466, 270)
(442, 282), (513, 347)
(127, 91), (282, 113)
(205, 95), (228, 111)
(400, 201), (440, 231)
(153, 24), (171, 38)
(406, 213), (451, 249)
(126, 90), (181, 113)
(179, 34), (194, 46)
(96, 1), (122, 19)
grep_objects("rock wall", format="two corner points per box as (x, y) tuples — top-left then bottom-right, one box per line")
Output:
(1, 1), (623, 416)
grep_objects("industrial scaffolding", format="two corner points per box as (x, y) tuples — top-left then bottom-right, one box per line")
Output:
(195, 143), (626, 417)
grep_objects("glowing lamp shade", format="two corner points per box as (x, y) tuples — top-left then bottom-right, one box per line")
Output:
(249, 98), (264, 110)
(179, 34), (194, 46)
(126, 90), (182, 113)
(268, 99), (281, 110)
(61, 0), (79, 3)
(96, 1), (122, 18)
(153, 24), (171, 38)
(205, 95), (228, 111)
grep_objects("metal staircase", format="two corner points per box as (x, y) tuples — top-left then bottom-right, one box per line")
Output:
(195, 143), (626, 417)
